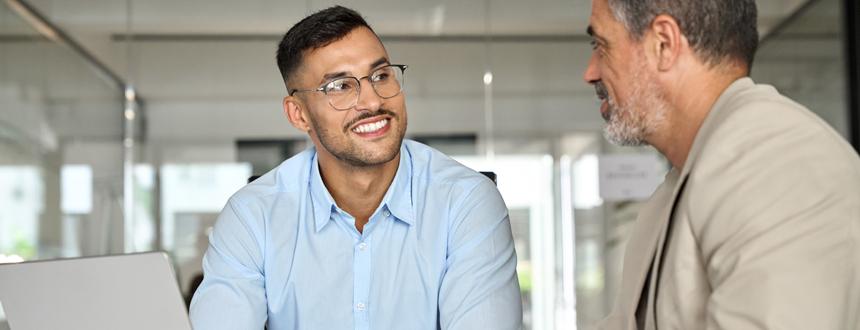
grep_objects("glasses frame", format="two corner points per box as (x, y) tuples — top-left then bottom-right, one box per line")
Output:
(289, 64), (408, 111)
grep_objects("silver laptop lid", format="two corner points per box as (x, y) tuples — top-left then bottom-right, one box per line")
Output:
(0, 252), (191, 330)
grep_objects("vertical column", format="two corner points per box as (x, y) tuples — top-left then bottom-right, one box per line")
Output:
(37, 149), (62, 257)
(845, 0), (860, 151)
(123, 86), (137, 252)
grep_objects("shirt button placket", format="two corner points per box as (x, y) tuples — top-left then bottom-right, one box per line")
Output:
(353, 238), (371, 330)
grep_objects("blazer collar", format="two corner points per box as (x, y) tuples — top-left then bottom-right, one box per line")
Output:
(679, 77), (755, 178)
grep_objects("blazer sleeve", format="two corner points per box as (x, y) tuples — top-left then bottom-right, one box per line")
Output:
(689, 103), (860, 330)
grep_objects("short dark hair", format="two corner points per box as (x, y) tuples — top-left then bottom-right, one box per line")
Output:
(608, 0), (759, 69)
(276, 6), (374, 90)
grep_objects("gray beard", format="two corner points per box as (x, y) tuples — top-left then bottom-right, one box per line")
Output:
(602, 68), (667, 147)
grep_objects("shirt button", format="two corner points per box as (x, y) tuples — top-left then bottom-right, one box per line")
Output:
(383, 210), (391, 217)
(358, 242), (368, 251)
(356, 302), (366, 311)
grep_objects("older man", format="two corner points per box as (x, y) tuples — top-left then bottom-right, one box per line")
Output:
(190, 6), (522, 330)
(584, 0), (860, 329)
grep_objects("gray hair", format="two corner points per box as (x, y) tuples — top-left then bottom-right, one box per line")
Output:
(607, 0), (759, 69)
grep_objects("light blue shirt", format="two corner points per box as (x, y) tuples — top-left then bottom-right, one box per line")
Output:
(190, 140), (522, 330)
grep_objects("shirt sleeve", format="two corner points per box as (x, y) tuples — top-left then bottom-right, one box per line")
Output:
(438, 178), (523, 330)
(189, 199), (268, 329)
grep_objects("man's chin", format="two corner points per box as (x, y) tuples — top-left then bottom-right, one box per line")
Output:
(603, 124), (647, 147)
(338, 127), (405, 167)
(345, 152), (399, 167)
(340, 142), (402, 167)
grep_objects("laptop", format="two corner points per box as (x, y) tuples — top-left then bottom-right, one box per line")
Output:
(0, 252), (191, 330)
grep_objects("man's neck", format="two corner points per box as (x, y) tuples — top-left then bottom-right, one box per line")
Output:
(317, 152), (400, 233)
(651, 67), (746, 170)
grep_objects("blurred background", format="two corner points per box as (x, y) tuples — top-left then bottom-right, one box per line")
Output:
(0, 0), (857, 329)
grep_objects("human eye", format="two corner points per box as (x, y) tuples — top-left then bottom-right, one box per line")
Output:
(325, 78), (355, 93)
(371, 68), (393, 83)
(590, 39), (607, 58)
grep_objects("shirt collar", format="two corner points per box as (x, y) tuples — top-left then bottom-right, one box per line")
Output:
(380, 145), (414, 226)
(308, 145), (415, 233)
(309, 152), (338, 232)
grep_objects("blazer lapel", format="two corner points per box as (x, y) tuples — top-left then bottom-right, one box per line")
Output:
(643, 174), (689, 330)
(639, 78), (757, 329)
(618, 169), (681, 329)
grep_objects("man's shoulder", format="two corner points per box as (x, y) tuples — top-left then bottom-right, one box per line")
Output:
(404, 140), (493, 191)
(700, 79), (858, 167)
(403, 140), (508, 225)
(685, 79), (860, 216)
(715, 80), (820, 133)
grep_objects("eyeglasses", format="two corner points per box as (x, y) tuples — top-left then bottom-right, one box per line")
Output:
(289, 64), (408, 111)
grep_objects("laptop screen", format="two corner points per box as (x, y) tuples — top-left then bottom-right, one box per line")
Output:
(0, 252), (191, 330)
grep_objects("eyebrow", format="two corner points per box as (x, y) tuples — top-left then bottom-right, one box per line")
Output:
(320, 57), (391, 83)
(369, 57), (390, 70)
(322, 71), (349, 83)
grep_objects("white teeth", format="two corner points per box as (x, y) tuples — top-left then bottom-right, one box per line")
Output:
(353, 119), (388, 134)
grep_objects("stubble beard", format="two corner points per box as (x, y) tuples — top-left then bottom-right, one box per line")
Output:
(310, 109), (407, 167)
(602, 62), (668, 147)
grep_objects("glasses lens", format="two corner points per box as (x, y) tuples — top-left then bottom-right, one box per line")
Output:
(324, 77), (360, 110)
(371, 66), (404, 99)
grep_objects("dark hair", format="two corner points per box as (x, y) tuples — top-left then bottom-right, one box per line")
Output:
(276, 6), (374, 90)
(607, 0), (759, 69)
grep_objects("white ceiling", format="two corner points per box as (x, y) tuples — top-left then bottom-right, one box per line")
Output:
(1, 0), (830, 80)
(5, 0), (824, 36)
(12, 0), (589, 35)
(3, 0), (834, 89)
(0, 0), (848, 144)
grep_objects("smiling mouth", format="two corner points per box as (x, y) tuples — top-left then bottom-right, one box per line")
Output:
(352, 118), (389, 134)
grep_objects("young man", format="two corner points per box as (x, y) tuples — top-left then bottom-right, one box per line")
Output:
(190, 6), (522, 330)
(584, 0), (860, 329)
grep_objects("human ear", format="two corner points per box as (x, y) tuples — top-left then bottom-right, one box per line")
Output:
(649, 14), (683, 72)
(283, 96), (311, 132)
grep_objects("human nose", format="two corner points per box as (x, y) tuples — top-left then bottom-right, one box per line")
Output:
(353, 78), (382, 112)
(583, 53), (601, 85)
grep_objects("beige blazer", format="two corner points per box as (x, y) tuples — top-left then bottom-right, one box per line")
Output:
(596, 78), (860, 330)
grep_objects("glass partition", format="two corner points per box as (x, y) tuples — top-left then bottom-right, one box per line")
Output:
(752, 0), (848, 137)
(0, 1), (124, 262)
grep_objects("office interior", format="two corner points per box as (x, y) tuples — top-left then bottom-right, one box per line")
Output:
(0, 0), (857, 329)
